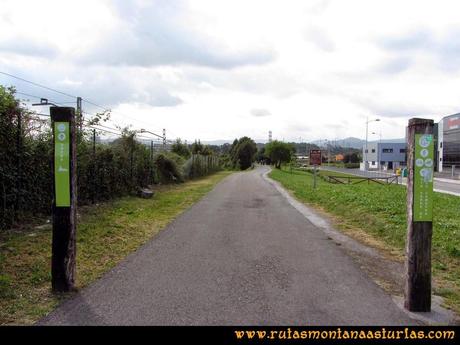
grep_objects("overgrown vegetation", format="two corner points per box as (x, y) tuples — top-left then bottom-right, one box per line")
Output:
(0, 86), (221, 230)
(264, 140), (295, 168)
(270, 167), (460, 314)
(0, 171), (232, 325)
(220, 136), (257, 170)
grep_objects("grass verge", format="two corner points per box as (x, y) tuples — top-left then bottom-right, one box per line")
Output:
(0, 171), (232, 325)
(270, 167), (460, 315)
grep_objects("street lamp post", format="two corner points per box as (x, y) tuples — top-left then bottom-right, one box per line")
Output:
(372, 131), (382, 171)
(365, 117), (380, 171)
(325, 139), (330, 165)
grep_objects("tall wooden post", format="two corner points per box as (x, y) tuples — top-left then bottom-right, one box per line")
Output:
(91, 129), (96, 204)
(50, 107), (77, 292)
(313, 165), (317, 189)
(76, 97), (82, 132)
(405, 118), (434, 312)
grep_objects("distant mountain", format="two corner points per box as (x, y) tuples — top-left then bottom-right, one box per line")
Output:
(201, 140), (233, 146)
(198, 137), (405, 149)
(311, 137), (365, 149)
(311, 137), (405, 149)
(202, 139), (269, 145)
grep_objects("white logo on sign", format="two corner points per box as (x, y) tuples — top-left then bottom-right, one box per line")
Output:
(57, 124), (66, 132)
(419, 135), (431, 148)
(420, 168), (432, 182)
(425, 158), (433, 167)
(420, 149), (428, 158)
(416, 158), (424, 167)
(58, 133), (66, 141)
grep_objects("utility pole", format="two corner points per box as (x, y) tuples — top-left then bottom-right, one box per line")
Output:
(163, 128), (166, 150)
(150, 140), (154, 184)
(269, 130), (272, 143)
(405, 118), (434, 312)
(76, 97), (82, 132)
(372, 131), (382, 171)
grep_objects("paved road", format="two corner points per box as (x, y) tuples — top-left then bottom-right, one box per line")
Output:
(39, 167), (417, 325)
(321, 166), (460, 196)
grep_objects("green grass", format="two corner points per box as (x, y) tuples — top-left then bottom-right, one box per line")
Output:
(270, 167), (460, 314)
(0, 171), (232, 325)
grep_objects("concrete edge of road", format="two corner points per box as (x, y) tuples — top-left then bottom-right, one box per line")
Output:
(433, 189), (460, 197)
(261, 168), (457, 326)
(435, 177), (460, 185)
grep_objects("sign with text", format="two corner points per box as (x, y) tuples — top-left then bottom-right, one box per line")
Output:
(413, 134), (434, 221)
(54, 122), (70, 207)
(310, 149), (322, 166)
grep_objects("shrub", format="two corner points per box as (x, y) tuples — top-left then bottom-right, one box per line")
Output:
(153, 153), (183, 183)
(344, 163), (360, 169)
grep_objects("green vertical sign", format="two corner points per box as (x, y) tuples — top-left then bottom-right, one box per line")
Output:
(413, 134), (434, 221)
(54, 122), (70, 207)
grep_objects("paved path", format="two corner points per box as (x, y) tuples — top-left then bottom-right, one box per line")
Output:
(39, 167), (417, 325)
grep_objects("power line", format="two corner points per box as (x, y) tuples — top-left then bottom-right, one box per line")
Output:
(15, 91), (75, 107)
(0, 71), (77, 100)
(3, 71), (173, 138)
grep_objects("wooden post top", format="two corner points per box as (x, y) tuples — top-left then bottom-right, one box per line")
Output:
(50, 107), (75, 122)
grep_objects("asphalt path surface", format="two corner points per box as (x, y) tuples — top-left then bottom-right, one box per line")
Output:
(39, 166), (417, 325)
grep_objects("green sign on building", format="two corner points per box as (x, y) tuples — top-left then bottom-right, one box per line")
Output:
(54, 122), (70, 207)
(413, 134), (434, 221)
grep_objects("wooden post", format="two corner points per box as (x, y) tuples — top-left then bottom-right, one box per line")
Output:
(50, 107), (77, 292)
(313, 165), (317, 189)
(405, 118), (434, 312)
(91, 129), (96, 204)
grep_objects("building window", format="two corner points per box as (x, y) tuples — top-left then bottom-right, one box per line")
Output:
(382, 148), (393, 153)
(380, 161), (385, 165)
(399, 148), (406, 153)
(372, 161), (375, 165)
(371, 149), (375, 153)
(365, 149), (368, 153)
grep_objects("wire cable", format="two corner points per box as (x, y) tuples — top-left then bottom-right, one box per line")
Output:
(0, 71), (77, 100)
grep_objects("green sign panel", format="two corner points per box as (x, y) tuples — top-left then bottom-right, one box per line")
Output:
(54, 122), (70, 207)
(413, 134), (434, 221)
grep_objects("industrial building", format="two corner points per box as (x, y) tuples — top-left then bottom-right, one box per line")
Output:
(436, 113), (460, 172)
(362, 142), (406, 171)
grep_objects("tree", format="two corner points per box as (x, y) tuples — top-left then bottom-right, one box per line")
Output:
(344, 152), (360, 163)
(228, 137), (257, 170)
(255, 146), (268, 164)
(171, 138), (191, 159)
(235, 137), (257, 170)
(201, 145), (214, 156)
(265, 140), (295, 168)
(191, 140), (204, 154)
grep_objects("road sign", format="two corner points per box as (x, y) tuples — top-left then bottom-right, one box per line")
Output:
(310, 150), (322, 166)
(413, 134), (434, 221)
(54, 122), (70, 207)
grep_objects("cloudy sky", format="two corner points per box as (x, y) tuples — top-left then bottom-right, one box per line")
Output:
(1, 0), (459, 142)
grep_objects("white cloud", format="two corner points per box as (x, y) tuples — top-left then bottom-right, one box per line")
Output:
(1, 0), (460, 142)
(251, 108), (271, 117)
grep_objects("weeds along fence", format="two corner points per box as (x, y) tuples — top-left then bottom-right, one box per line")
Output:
(184, 154), (221, 179)
(0, 90), (221, 231)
